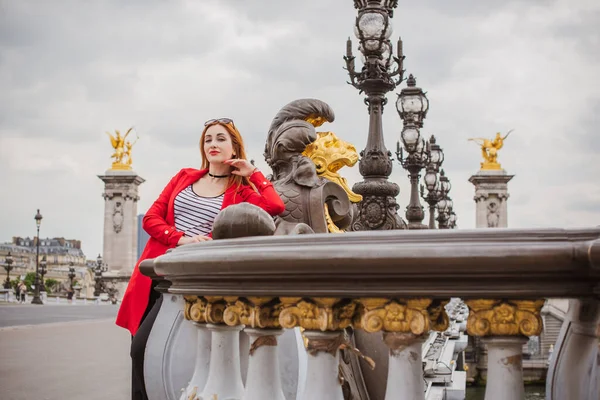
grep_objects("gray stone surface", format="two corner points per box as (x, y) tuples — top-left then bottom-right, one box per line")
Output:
(0, 303), (120, 328)
(469, 169), (514, 228)
(0, 317), (130, 400)
(98, 169), (145, 276)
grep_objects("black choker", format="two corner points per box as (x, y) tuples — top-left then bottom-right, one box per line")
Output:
(208, 172), (230, 178)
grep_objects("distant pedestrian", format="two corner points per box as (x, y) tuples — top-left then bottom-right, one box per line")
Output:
(15, 283), (21, 303)
(18, 281), (26, 303)
(67, 287), (74, 303)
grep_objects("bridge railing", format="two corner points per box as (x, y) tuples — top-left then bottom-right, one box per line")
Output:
(141, 226), (600, 400)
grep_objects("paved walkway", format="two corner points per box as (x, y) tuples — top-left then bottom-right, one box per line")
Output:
(0, 318), (130, 400)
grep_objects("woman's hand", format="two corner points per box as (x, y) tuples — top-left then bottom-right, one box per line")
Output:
(177, 235), (212, 246)
(224, 159), (258, 177)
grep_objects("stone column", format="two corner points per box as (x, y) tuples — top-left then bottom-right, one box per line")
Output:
(97, 169), (144, 275)
(469, 170), (514, 228)
(465, 300), (545, 400)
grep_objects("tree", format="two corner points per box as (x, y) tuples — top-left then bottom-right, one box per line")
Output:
(23, 272), (36, 291)
(45, 279), (59, 294)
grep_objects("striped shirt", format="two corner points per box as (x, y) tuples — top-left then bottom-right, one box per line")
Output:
(174, 185), (224, 237)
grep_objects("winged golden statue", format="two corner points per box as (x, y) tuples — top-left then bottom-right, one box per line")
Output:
(468, 129), (513, 170)
(106, 127), (136, 170)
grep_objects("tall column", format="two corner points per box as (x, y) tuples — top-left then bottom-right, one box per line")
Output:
(469, 170), (514, 228)
(97, 170), (145, 275)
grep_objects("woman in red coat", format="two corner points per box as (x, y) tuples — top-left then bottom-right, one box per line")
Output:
(116, 118), (284, 400)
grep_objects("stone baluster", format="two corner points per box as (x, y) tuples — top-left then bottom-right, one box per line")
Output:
(243, 328), (286, 400)
(183, 296), (245, 400)
(383, 332), (428, 399)
(179, 322), (211, 400)
(201, 324), (245, 400)
(222, 297), (286, 400)
(355, 298), (447, 400)
(465, 299), (544, 400)
(278, 297), (357, 400)
(300, 330), (345, 400)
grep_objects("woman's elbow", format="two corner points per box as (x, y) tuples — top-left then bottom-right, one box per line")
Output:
(269, 200), (285, 216)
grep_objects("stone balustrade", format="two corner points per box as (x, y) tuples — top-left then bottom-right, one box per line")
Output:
(140, 224), (600, 400)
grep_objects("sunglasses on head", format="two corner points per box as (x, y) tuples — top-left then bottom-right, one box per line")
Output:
(204, 118), (234, 127)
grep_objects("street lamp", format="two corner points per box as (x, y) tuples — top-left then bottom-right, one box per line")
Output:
(31, 209), (43, 305)
(420, 136), (445, 229)
(3, 251), (13, 289)
(94, 254), (106, 297)
(396, 75), (430, 229)
(436, 172), (453, 229)
(39, 255), (47, 292)
(344, 0), (406, 231)
(448, 211), (458, 229)
(68, 262), (76, 290)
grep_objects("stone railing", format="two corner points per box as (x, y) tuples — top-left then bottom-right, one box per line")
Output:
(141, 222), (600, 400)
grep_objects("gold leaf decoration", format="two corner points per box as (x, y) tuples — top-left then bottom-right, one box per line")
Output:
(465, 299), (544, 337)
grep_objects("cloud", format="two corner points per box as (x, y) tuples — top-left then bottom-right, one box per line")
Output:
(1, 0), (599, 259)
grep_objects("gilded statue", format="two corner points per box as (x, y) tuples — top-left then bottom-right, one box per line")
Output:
(302, 131), (362, 233)
(106, 127), (137, 170)
(468, 130), (513, 170)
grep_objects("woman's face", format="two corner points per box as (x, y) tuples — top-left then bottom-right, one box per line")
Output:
(204, 124), (235, 163)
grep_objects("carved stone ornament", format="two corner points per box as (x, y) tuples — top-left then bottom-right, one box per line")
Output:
(465, 299), (545, 337)
(112, 201), (124, 233)
(263, 99), (354, 235)
(353, 298), (432, 335)
(223, 297), (281, 329)
(183, 296), (227, 325)
(183, 296), (452, 337)
(278, 297), (357, 331)
(487, 200), (500, 228)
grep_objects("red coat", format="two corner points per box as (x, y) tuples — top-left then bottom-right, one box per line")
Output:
(116, 168), (285, 335)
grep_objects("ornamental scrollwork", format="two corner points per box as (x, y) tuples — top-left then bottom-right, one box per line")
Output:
(183, 296), (225, 324)
(465, 299), (545, 337)
(278, 297), (356, 331)
(223, 297), (281, 329)
(354, 298), (432, 335)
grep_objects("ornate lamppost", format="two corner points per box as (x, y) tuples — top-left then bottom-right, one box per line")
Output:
(436, 173), (453, 229)
(32, 209), (43, 305)
(39, 255), (47, 293)
(68, 262), (76, 289)
(448, 211), (458, 229)
(3, 251), (13, 289)
(345, 0), (407, 231)
(419, 135), (444, 229)
(396, 74), (430, 229)
(94, 254), (106, 297)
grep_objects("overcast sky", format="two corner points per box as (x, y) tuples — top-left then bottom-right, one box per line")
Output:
(1, 0), (599, 260)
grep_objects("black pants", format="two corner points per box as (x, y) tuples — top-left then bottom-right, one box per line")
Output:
(131, 282), (162, 400)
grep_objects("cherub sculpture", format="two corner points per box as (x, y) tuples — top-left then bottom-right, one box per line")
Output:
(468, 129), (513, 170)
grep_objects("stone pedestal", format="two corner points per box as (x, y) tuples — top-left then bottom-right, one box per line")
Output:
(469, 170), (514, 228)
(97, 169), (144, 275)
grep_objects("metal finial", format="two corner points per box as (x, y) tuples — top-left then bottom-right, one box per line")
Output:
(407, 74), (416, 87)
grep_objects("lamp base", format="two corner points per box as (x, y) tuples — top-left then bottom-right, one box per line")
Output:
(31, 296), (43, 305)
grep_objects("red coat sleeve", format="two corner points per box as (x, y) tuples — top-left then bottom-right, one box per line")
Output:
(244, 170), (285, 216)
(142, 170), (186, 247)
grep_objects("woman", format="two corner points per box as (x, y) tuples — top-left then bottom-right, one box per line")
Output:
(116, 118), (285, 400)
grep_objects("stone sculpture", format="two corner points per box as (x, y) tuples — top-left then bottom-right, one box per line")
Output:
(263, 99), (354, 235)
